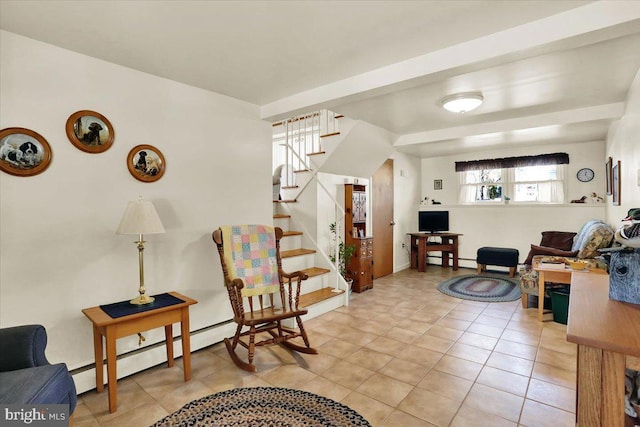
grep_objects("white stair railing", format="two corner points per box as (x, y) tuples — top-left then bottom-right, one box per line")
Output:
(273, 110), (339, 191)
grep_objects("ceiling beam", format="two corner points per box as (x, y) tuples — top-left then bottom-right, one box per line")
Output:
(260, 2), (640, 122)
(394, 103), (625, 146)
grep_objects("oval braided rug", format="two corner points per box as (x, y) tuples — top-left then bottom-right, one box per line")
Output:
(151, 386), (371, 427)
(437, 274), (521, 302)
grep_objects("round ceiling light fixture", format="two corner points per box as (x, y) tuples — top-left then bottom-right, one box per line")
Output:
(441, 92), (484, 113)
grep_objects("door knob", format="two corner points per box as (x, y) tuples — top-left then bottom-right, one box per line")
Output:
(390, 221), (396, 226)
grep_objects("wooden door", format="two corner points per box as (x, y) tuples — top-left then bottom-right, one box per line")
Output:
(372, 159), (394, 278)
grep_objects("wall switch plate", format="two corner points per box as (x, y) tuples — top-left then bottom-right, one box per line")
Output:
(637, 169), (640, 186)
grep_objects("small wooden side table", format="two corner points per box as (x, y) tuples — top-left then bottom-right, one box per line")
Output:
(533, 260), (606, 322)
(82, 291), (197, 413)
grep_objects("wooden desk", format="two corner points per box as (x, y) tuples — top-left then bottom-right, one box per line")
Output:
(567, 273), (640, 427)
(532, 261), (606, 322)
(82, 291), (197, 413)
(408, 232), (462, 272)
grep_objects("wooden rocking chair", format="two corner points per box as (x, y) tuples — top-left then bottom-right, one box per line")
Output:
(212, 224), (317, 372)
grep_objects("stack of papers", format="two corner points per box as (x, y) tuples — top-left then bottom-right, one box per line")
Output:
(538, 262), (566, 270)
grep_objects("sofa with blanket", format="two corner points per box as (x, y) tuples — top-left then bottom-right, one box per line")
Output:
(519, 219), (615, 308)
(0, 325), (77, 414)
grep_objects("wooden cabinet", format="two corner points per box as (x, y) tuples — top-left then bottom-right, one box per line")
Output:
(349, 237), (373, 292)
(345, 184), (373, 292)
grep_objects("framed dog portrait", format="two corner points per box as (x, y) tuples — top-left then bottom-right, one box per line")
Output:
(0, 127), (52, 177)
(434, 179), (443, 190)
(127, 144), (165, 182)
(66, 110), (114, 153)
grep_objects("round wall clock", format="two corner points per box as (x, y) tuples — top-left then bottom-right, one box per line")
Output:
(577, 168), (594, 182)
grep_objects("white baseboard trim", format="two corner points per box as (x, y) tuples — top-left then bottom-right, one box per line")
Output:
(394, 262), (410, 273)
(72, 322), (236, 394)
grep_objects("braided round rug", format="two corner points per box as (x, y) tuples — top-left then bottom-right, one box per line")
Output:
(150, 386), (371, 427)
(437, 274), (521, 302)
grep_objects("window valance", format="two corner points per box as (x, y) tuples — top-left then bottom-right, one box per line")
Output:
(455, 153), (569, 172)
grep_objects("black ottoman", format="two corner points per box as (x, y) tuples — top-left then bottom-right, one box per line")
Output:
(477, 247), (519, 277)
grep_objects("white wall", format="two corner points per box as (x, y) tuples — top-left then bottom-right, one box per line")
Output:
(418, 140), (608, 269)
(0, 31), (271, 386)
(421, 140), (607, 206)
(418, 205), (606, 270)
(606, 67), (640, 225)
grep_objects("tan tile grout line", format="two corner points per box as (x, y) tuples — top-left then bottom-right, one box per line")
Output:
(79, 269), (578, 426)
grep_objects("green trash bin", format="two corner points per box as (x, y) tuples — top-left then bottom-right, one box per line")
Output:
(551, 288), (571, 325)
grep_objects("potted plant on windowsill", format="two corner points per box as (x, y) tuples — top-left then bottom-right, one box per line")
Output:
(329, 222), (356, 289)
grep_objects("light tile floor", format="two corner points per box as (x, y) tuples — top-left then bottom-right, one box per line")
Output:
(74, 267), (577, 427)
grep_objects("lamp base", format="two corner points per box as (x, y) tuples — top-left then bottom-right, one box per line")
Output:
(130, 294), (155, 305)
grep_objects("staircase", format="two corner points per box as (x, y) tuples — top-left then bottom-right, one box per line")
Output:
(271, 109), (395, 320)
(272, 110), (349, 321)
(273, 211), (346, 320)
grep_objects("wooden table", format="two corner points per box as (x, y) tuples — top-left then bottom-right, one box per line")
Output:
(567, 273), (640, 427)
(82, 291), (197, 413)
(532, 261), (606, 322)
(408, 232), (462, 272)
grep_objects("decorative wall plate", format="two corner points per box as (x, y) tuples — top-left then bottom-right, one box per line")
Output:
(126, 144), (165, 182)
(0, 127), (52, 176)
(66, 110), (114, 153)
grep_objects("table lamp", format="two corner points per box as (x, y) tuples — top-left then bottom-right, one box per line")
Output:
(116, 197), (165, 305)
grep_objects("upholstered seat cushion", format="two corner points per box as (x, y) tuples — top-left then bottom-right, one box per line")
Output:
(523, 245), (578, 266)
(0, 325), (77, 414)
(0, 364), (77, 410)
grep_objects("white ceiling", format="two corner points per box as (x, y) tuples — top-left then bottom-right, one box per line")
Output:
(2, 0), (640, 158)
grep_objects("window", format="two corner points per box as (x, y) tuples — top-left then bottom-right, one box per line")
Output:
(510, 164), (564, 203)
(459, 164), (565, 204)
(458, 169), (504, 203)
(456, 152), (568, 204)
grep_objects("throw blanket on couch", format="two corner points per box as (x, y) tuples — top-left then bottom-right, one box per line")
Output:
(572, 219), (615, 258)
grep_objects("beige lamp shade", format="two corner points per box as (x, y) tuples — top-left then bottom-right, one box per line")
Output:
(116, 199), (165, 235)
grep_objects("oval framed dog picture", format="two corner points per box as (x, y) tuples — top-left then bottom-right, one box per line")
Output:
(127, 144), (166, 182)
(0, 127), (52, 177)
(66, 110), (114, 153)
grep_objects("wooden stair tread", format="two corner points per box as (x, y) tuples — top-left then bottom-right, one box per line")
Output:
(307, 151), (326, 156)
(281, 185), (299, 189)
(334, 114), (344, 119)
(273, 199), (297, 203)
(302, 267), (330, 277)
(293, 169), (310, 173)
(320, 132), (340, 138)
(283, 230), (303, 237)
(281, 248), (316, 258)
(273, 214), (291, 219)
(299, 288), (345, 308)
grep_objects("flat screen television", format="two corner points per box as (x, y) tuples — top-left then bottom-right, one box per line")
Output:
(419, 211), (449, 233)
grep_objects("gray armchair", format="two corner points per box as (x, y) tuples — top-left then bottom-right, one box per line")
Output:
(0, 325), (77, 414)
